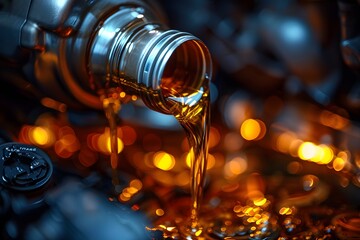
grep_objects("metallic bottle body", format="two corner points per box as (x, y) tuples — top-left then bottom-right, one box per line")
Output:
(0, 0), (212, 112)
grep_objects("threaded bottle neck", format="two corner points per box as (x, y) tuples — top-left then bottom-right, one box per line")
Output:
(89, 6), (212, 114)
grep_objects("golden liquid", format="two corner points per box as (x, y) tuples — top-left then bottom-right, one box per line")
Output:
(104, 73), (211, 238)
(102, 96), (121, 186)
(163, 77), (211, 237)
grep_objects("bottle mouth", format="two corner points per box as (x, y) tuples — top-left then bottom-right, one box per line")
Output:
(159, 40), (211, 98)
(140, 30), (212, 113)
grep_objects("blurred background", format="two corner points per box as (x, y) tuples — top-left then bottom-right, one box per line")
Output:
(1, 0), (360, 239)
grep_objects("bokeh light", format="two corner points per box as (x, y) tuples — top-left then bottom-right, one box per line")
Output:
(320, 110), (349, 130)
(78, 147), (98, 167)
(118, 179), (143, 203)
(185, 150), (194, 168)
(207, 153), (216, 170)
(54, 126), (80, 158)
(208, 127), (221, 148)
(29, 126), (50, 146)
(298, 142), (317, 160)
(333, 157), (346, 172)
(153, 151), (176, 171)
(240, 119), (266, 141)
(119, 125), (137, 146)
(223, 132), (243, 152)
(224, 156), (248, 179)
(279, 207), (294, 215)
(275, 132), (297, 153)
(106, 137), (124, 154)
(316, 144), (334, 164)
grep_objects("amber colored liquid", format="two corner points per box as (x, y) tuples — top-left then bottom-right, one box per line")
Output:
(103, 96), (121, 186)
(163, 77), (211, 237)
(104, 73), (211, 237)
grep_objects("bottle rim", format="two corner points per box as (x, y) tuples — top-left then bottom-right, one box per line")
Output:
(138, 30), (212, 113)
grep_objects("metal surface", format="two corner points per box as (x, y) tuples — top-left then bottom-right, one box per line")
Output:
(0, 0), (212, 113)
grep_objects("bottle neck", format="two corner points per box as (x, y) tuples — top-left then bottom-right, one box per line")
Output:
(89, 6), (212, 114)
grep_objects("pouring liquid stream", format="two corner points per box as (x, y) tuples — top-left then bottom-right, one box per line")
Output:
(101, 73), (211, 238)
(102, 96), (121, 187)
(164, 77), (211, 237)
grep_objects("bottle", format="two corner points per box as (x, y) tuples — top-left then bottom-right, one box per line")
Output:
(0, 0), (212, 113)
